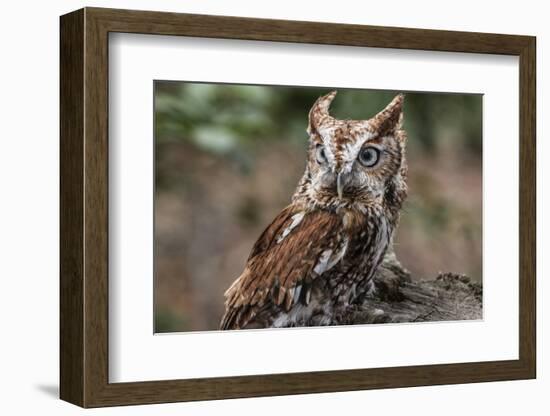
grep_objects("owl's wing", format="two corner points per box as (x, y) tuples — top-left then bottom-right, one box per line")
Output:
(220, 206), (347, 330)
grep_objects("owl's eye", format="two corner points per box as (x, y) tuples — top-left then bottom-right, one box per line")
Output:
(316, 145), (328, 165)
(358, 146), (380, 167)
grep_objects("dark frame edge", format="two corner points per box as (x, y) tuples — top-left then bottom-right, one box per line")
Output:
(84, 6), (533, 54)
(89, 360), (531, 408)
(60, 8), (86, 407)
(518, 36), (537, 379)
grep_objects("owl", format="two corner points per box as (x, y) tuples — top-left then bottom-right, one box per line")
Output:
(220, 91), (408, 330)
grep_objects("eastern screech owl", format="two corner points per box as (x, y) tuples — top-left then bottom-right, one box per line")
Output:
(220, 91), (408, 330)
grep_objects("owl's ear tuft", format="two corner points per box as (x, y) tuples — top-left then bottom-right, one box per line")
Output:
(307, 91), (337, 136)
(371, 93), (404, 136)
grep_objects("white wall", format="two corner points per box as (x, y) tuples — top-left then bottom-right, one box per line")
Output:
(0, 0), (545, 414)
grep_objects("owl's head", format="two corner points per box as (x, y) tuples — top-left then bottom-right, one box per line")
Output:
(295, 91), (408, 212)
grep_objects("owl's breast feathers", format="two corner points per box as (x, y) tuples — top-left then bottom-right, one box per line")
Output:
(220, 206), (377, 330)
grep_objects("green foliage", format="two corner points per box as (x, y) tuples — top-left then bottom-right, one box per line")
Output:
(155, 82), (482, 162)
(155, 308), (189, 333)
(235, 196), (262, 228)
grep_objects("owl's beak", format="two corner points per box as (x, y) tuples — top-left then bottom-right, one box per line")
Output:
(337, 172), (344, 199)
(336, 170), (353, 199)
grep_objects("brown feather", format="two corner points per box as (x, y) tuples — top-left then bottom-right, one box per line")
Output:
(220, 207), (344, 329)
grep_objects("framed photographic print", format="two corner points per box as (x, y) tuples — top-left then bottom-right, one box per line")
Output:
(60, 7), (536, 408)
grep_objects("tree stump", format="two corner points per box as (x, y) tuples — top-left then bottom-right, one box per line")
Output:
(332, 246), (483, 326)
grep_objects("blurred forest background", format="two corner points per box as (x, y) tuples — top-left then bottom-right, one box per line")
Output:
(154, 82), (482, 333)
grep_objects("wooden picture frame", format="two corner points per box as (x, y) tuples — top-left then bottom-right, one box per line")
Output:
(60, 7), (536, 408)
